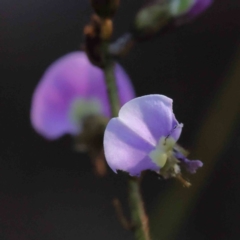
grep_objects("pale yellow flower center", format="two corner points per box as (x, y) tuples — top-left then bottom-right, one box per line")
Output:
(69, 98), (102, 124)
(149, 137), (176, 168)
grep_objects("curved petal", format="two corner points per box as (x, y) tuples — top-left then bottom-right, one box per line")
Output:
(31, 52), (90, 139)
(31, 52), (135, 139)
(118, 95), (181, 146)
(104, 118), (159, 176)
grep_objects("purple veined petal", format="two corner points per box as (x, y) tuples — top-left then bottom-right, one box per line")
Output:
(103, 118), (159, 176)
(118, 95), (181, 146)
(170, 122), (183, 140)
(31, 51), (135, 139)
(31, 52), (90, 139)
(174, 150), (203, 173)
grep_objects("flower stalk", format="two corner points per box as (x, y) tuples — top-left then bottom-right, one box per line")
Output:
(102, 40), (151, 240)
(84, 3), (150, 236)
(129, 177), (151, 240)
(102, 47), (120, 117)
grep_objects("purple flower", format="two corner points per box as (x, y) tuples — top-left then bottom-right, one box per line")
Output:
(31, 51), (135, 139)
(171, 0), (213, 25)
(103, 94), (202, 177)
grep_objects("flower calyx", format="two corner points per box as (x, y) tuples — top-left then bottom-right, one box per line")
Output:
(74, 114), (109, 177)
(149, 137), (202, 187)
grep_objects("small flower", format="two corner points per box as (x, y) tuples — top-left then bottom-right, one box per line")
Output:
(31, 51), (135, 139)
(103, 95), (203, 180)
(170, 0), (213, 25)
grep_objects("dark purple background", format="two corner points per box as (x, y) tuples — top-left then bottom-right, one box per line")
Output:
(0, 0), (240, 239)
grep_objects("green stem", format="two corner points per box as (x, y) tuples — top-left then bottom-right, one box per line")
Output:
(103, 41), (150, 240)
(103, 60), (120, 117)
(129, 177), (151, 240)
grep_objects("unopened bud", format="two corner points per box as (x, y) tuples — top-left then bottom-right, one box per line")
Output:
(133, 2), (172, 40)
(132, 0), (212, 40)
(90, 0), (120, 18)
(84, 14), (113, 67)
(100, 18), (113, 40)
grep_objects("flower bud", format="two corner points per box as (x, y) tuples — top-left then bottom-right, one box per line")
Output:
(90, 0), (120, 18)
(84, 14), (113, 67)
(132, 2), (172, 40)
(132, 0), (212, 40)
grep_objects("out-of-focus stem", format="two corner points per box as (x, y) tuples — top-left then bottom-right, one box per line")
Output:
(112, 198), (133, 230)
(129, 177), (151, 240)
(103, 55), (120, 117)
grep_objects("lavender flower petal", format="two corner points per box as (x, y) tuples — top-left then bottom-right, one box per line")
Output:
(103, 118), (159, 176)
(118, 95), (182, 146)
(31, 51), (135, 139)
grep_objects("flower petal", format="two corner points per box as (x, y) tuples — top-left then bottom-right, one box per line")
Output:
(31, 51), (135, 139)
(104, 118), (159, 176)
(174, 150), (203, 173)
(118, 95), (181, 146)
(31, 52), (90, 139)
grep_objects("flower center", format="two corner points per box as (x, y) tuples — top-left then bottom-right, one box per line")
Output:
(149, 137), (176, 168)
(69, 98), (103, 125)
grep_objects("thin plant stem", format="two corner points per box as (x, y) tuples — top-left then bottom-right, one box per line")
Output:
(103, 59), (120, 117)
(129, 177), (151, 240)
(102, 42), (151, 240)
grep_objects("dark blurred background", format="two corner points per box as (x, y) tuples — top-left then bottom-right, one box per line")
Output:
(1, 0), (240, 239)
